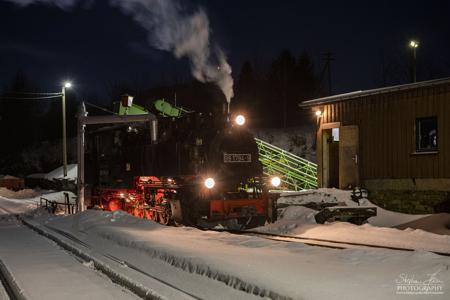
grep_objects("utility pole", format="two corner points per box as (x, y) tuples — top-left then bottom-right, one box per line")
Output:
(323, 51), (334, 95)
(318, 51), (335, 96)
(62, 82), (72, 177)
(409, 40), (419, 83)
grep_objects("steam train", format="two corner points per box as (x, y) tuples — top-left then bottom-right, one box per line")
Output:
(85, 96), (275, 228)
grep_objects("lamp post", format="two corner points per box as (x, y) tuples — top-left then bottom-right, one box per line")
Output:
(62, 81), (72, 177)
(409, 40), (419, 83)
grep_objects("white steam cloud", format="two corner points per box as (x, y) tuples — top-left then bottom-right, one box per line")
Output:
(6, 0), (234, 102)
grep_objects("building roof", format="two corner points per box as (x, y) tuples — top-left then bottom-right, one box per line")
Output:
(299, 77), (450, 107)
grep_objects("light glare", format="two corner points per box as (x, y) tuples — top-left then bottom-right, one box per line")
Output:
(235, 115), (246, 126)
(409, 40), (419, 48)
(204, 178), (215, 189)
(315, 110), (322, 117)
(64, 82), (72, 88)
(271, 176), (281, 187)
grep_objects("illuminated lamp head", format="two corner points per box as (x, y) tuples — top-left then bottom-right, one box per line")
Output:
(204, 177), (215, 189)
(271, 176), (281, 187)
(315, 110), (322, 117)
(235, 115), (246, 126)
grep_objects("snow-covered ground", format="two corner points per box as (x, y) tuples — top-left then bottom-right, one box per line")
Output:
(0, 189), (449, 299)
(0, 189), (76, 214)
(0, 218), (139, 300)
(253, 126), (316, 162)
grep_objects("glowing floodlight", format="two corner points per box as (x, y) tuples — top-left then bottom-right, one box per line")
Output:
(204, 177), (215, 189)
(315, 110), (322, 117)
(64, 81), (72, 88)
(271, 176), (281, 187)
(409, 40), (419, 48)
(235, 115), (246, 126)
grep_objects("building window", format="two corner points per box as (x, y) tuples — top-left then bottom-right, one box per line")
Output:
(416, 117), (437, 152)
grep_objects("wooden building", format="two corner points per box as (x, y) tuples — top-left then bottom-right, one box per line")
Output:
(300, 78), (450, 213)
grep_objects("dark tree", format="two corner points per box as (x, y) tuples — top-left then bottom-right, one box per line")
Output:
(268, 49), (297, 128)
(265, 50), (320, 127)
(234, 61), (258, 122)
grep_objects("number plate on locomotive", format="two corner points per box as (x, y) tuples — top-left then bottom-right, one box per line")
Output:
(223, 153), (252, 163)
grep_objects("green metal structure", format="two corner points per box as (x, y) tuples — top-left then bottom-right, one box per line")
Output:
(154, 99), (190, 117)
(117, 102), (149, 115)
(254, 138), (318, 190)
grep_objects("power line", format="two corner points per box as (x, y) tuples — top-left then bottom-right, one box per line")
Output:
(0, 95), (62, 100)
(4, 91), (62, 96)
(85, 101), (117, 115)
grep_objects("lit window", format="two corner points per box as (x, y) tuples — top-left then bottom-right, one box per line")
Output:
(416, 117), (437, 152)
(332, 128), (339, 141)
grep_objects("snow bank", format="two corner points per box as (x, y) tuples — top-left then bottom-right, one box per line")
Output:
(395, 213), (450, 235)
(256, 189), (450, 253)
(278, 188), (428, 227)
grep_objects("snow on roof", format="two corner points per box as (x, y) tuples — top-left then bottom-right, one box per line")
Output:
(0, 175), (20, 180)
(300, 77), (450, 107)
(44, 164), (77, 181)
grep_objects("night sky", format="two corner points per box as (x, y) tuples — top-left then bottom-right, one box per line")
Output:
(1, 0), (449, 100)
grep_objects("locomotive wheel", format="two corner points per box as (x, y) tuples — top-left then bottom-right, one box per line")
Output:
(149, 210), (158, 222)
(158, 211), (170, 225)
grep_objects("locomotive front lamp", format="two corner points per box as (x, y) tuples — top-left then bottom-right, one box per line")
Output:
(235, 115), (246, 126)
(271, 176), (281, 187)
(204, 178), (215, 189)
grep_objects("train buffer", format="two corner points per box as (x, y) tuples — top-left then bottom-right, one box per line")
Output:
(254, 138), (318, 191)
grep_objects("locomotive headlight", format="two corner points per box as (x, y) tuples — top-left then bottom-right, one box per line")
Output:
(204, 177), (215, 189)
(235, 115), (246, 126)
(271, 176), (281, 187)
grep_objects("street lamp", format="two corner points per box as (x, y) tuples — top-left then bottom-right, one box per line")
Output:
(409, 40), (419, 83)
(62, 81), (72, 177)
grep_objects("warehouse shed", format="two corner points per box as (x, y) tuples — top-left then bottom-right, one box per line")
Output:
(300, 77), (450, 213)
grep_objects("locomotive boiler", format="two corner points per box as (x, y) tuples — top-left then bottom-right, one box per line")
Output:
(86, 96), (273, 228)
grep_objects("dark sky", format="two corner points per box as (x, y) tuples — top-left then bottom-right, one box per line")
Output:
(1, 0), (449, 100)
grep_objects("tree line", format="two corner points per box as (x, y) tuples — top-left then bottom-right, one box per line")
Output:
(232, 49), (322, 128)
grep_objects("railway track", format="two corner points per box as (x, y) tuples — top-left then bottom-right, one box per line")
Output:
(206, 228), (450, 257)
(0, 258), (24, 300)
(0, 206), (13, 215)
(23, 222), (199, 299)
(32, 223), (201, 300)
(0, 205), (199, 300)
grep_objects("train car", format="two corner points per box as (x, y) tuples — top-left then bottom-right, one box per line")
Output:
(86, 97), (276, 228)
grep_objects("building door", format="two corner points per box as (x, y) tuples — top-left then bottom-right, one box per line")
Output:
(339, 125), (359, 189)
(321, 128), (340, 188)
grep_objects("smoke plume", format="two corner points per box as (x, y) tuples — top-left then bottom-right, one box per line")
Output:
(6, 0), (234, 102)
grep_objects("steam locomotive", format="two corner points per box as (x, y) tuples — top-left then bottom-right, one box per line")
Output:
(86, 96), (274, 228)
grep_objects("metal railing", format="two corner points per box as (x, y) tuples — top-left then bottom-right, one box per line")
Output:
(255, 137), (318, 190)
(39, 192), (77, 215)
